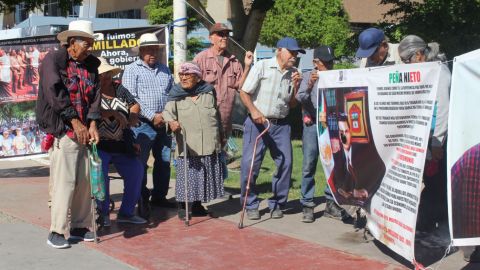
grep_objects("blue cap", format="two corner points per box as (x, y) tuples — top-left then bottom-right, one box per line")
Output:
(276, 37), (306, 54)
(355, 28), (385, 58)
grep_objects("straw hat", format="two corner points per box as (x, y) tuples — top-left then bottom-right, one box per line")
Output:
(57, 20), (95, 43)
(97, 57), (121, 76)
(132, 33), (165, 54)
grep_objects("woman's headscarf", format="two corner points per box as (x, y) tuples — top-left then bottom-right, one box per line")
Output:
(168, 62), (215, 101)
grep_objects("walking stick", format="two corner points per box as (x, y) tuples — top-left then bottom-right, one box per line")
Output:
(238, 119), (270, 229)
(90, 193), (98, 243)
(88, 145), (99, 244)
(181, 125), (189, 226)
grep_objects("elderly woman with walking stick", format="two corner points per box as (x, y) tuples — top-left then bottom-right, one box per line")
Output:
(163, 62), (225, 221)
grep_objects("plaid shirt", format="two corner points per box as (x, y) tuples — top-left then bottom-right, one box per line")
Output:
(122, 59), (172, 121)
(452, 143), (480, 238)
(242, 57), (295, 118)
(65, 59), (97, 139)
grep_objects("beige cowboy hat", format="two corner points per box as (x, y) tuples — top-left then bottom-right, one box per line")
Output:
(132, 33), (165, 54)
(97, 57), (122, 76)
(57, 20), (100, 43)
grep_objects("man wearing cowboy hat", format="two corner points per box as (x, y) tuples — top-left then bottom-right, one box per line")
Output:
(122, 33), (175, 217)
(36, 20), (101, 248)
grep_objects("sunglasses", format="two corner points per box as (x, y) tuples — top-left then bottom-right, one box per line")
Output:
(214, 31), (230, 38)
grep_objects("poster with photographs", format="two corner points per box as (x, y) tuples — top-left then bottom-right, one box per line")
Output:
(0, 25), (168, 160)
(316, 62), (441, 262)
(447, 49), (480, 246)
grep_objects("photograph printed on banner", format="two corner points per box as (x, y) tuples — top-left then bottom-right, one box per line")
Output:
(451, 143), (480, 239)
(321, 86), (385, 206)
(0, 101), (47, 159)
(0, 44), (58, 104)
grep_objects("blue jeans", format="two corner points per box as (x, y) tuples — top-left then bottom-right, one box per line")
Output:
(301, 122), (333, 207)
(132, 121), (172, 201)
(98, 150), (143, 217)
(240, 117), (292, 210)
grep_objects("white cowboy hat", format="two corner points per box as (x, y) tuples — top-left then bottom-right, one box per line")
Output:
(97, 57), (122, 76)
(57, 20), (96, 43)
(132, 33), (165, 54)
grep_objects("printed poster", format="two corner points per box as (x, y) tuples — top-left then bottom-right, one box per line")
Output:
(0, 26), (168, 160)
(317, 62), (441, 261)
(447, 49), (480, 246)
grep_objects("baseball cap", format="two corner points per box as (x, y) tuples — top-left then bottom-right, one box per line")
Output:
(355, 28), (385, 58)
(313, 45), (335, 62)
(276, 37), (306, 54)
(209, 23), (232, 34)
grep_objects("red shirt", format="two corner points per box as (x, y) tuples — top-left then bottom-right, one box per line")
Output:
(65, 59), (97, 138)
(194, 48), (243, 135)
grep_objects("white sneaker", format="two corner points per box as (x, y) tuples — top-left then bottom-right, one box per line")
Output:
(117, 214), (147, 224)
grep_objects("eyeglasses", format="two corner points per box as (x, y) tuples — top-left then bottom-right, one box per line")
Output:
(287, 49), (298, 57)
(214, 31), (229, 38)
(179, 73), (195, 79)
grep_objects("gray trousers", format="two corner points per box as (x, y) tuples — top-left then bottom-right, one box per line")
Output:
(240, 117), (292, 210)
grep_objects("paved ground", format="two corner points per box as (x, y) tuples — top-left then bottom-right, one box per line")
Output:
(0, 159), (475, 270)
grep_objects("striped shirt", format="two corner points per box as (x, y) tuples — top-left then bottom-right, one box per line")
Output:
(122, 59), (173, 120)
(242, 57), (294, 118)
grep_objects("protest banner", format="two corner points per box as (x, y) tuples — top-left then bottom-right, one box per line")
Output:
(317, 62), (441, 261)
(447, 49), (480, 246)
(0, 25), (168, 160)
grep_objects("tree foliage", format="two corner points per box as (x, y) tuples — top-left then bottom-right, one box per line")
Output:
(381, 0), (480, 58)
(0, 0), (82, 13)
(0, 102), (35, 123)
(145, 0), (201, 32)
(259, 0), (353, 56)
(145, 0), (205, 63)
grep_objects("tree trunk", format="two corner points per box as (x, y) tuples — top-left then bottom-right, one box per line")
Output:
(186, 0), (267, 65)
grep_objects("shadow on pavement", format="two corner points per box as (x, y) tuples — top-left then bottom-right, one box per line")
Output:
(0, 166), (49, 178)
(97, 194), (178, 241)
(462, 263), (480, 269)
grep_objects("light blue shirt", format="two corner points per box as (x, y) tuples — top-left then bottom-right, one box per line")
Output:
(242, 57), (294, 118)
(122, 59), (173, 120)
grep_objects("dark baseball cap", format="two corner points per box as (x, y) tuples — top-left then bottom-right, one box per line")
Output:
(276, 37), (306, 54)
(355, 28), (385, 58)
(209, 23), (232, 34)
(313, 45), (335, 62)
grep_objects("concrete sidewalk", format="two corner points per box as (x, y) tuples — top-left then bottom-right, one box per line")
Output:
(0, 159), (472, 270)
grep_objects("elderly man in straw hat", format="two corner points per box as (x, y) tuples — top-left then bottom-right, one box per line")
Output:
(36, 20), (101, 248)
(122, 33), (174, 218)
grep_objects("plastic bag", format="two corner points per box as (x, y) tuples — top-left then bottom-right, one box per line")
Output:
(89, 143), (105, 201)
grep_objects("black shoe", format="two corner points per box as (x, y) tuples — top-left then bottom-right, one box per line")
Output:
(246, 209), (260, 220)
(177, 209), (192, 221)
(270, 208), (284, 219)
(465, 247), (480, 263)
(223, 191), (233, 200)
(302, 206), (314, 223)
(137, 196), (151, 219)
(150, 198), (177, 208)
(47, 232), (70, 249)
(69, 228), (95, 242)
(354, 208), (367, 229)
(191, 201), (209, 217)
(324, 200), (344, 220)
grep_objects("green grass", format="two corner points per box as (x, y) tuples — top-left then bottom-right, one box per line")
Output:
(170, 139), (326, 201)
